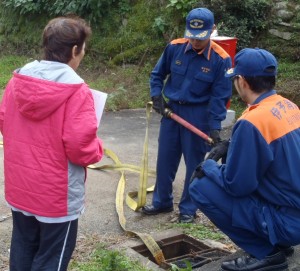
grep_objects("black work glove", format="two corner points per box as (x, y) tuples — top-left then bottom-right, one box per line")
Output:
(209, 130), (221, 146)
(190, 162), (205, 184)
(151, 95), (167, 116)
(206, 139), (230, 163)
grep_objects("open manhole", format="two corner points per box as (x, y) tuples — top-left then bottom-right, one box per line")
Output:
(131, 233), (231, 269)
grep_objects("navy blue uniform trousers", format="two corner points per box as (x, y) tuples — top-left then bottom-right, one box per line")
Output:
(189, 177), (300, 259)
(10, 210), (78, 271)
(152, 102), (209, 215)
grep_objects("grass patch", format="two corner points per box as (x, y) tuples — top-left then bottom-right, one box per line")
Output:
(69, 243), (152, 271)
(1, 55), (299, 113)
(0, 55), (31, 94)
(276, 59), (300, 105)
(78, 62), (153, 112)
(171, 222), (227, 243)
(278, 59), (300, 79)
(0, 55), (153, 111)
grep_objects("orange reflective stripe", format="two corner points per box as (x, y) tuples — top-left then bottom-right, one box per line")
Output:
(170, 38), (189, 45)
(239, 95), (300, 144)
(210, 40), (230, 60)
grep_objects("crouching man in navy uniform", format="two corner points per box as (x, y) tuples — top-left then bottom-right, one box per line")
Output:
(189, 48), (300, 271)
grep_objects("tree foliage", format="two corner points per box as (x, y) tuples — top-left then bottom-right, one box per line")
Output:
(1, 0), (126, 24)
(209, 0), (272, 49)
(163, 0), (273, 49)
(0, 0), (273, 64)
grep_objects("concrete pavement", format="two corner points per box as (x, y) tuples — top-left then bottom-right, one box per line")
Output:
(0, 108), (299, 271)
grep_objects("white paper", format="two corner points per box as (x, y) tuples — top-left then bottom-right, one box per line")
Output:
(90, 89), (107, 127)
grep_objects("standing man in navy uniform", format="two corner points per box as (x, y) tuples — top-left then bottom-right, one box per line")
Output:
(142, 8), (232, 223)
(190, 48), (300, 270)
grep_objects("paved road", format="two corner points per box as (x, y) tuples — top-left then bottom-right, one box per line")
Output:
(1, 108), (299, 271)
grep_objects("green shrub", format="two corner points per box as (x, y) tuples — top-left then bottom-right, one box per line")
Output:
(1, 0), (117, 24)
(214, 0), (272, 49)
(164, 0), (273, 50)
(0, 0), (283, 65)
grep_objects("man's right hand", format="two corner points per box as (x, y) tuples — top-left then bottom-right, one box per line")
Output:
(151, 95), (167, 116)
(206, 139), (230, 162)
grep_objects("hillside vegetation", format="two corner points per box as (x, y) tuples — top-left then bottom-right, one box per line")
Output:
(0, 0), (299, 109)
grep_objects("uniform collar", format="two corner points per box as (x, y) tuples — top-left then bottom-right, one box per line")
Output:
(185, 40), (211, 60)
(252, 89), (277, 105)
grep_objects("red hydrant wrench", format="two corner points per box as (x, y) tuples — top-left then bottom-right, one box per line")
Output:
(164, 108), (214, 145)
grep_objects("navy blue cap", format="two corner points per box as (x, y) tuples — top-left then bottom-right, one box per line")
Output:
(184, 8), (214, 40)
(225, 48), (278, 77)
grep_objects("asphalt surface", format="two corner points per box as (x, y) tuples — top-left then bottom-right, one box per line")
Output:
(0, 108), (299, 271)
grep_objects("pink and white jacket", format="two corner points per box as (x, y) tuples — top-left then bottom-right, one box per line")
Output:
(0, 60), (103, 219)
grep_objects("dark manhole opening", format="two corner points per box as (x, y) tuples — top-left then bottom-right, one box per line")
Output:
(131, 233), (231, 269)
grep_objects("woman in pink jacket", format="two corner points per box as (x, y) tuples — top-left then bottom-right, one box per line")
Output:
(0, 16), (104, 271)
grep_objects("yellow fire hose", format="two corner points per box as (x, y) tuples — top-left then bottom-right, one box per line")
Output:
(87, 101), (156, 211)
(88, 101), (166, 265)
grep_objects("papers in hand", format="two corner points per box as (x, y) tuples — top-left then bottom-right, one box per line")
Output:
(90, 89), (108, 127)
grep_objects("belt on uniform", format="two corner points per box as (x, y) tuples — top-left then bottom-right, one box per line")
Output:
(171, 100), (206, 105)
(171, 100), (190, 105)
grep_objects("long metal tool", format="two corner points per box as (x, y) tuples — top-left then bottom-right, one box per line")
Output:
(164, 108), (214, 145)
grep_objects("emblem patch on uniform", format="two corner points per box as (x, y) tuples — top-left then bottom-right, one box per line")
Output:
(227, 68), (234, 74)
(201, 67), (210, 73)
(175, 60), (182, 65)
